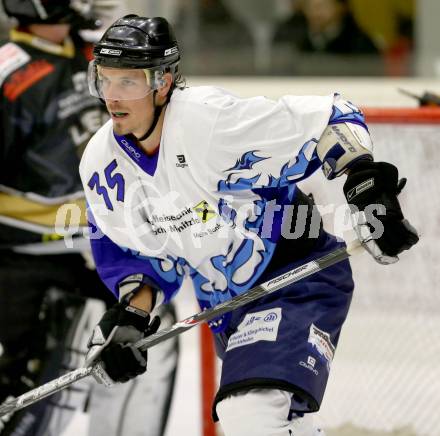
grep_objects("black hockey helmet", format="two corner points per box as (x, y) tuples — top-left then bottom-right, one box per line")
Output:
(93, 15), (180, 70)
(1, 0), (100, 29)
(88, 15), (181, 102)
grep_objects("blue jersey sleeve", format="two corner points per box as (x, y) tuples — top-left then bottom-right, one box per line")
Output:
(88, 210), (183, 303)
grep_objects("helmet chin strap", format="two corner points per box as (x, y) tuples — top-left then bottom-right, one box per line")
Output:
(136, 90), (163, 142)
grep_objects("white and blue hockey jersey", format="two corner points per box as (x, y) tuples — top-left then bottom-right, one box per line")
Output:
(79, 86), (367, 322)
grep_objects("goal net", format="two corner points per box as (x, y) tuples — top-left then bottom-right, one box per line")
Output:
(198, 107), (440, 436)
(312, 107), (440, 436)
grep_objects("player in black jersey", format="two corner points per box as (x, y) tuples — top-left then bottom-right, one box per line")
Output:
(0, 2), (178, 435)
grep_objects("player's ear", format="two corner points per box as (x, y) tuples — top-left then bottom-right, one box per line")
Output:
(157, 73), (173, 99)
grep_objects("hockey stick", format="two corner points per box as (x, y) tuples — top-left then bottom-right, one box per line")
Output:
(0, 239), (362, 419)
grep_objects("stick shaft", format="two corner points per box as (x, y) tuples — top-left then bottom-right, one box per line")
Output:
(0, 367), (93, 418)
(135, 240), (361, 351)
(0, 240), (361, 418)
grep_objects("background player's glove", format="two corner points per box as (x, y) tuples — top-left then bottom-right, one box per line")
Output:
(343, 160), (419, 264)
(85, 302), (160, 386)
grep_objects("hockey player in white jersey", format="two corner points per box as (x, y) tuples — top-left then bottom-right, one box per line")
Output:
(80, 15), (419, 436)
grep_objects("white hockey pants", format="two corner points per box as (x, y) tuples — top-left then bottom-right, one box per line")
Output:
(217, 389), (325, 436)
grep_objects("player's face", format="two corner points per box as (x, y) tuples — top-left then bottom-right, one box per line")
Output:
(100, 68), (155, 137)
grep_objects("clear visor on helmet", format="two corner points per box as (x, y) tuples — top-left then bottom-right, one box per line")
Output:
(87, 60), (163, 101)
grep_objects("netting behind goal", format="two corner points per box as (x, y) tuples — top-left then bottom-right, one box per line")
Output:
(200, 107), (440, 436)
(309, 107), (440, 436)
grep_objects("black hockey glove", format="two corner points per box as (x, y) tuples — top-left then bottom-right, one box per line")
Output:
(343, 160), (419, 264)
(85, 302), (160, 386)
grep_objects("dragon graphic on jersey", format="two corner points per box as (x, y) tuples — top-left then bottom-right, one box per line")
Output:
(218, 141), (320, 192)
(217, 198), (237, 227)
(218, 173), (262, 191)
(225, 150), (269, 172)
(184, 140), (322, 332)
